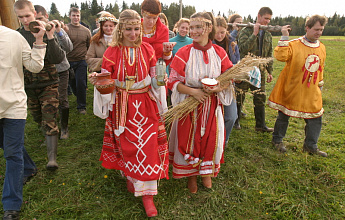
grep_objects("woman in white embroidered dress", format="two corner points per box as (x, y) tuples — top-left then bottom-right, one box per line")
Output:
(89, 9), (168, 217)
(168, 12), (233, 193)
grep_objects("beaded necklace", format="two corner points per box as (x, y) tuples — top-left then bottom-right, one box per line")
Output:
(142, 23), (156, 38)
(122, 46), (139, 91)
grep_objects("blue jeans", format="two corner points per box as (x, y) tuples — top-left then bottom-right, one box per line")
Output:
(69, 60), (87, 110)
(0, 119), (36, 211)
(224, 98), (238, 143)
(272, 111), (322, 150)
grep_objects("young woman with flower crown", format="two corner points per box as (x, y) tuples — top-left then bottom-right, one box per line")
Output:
(89, 9), (168, 217)
(86, 13), (118, 72)
(167, 12), (233, 193)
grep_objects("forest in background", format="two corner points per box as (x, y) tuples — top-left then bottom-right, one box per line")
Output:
(46, 0), (345, 36)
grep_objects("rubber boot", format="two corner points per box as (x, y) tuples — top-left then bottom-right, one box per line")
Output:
(202, 176), (212, 188)
(254, 106), (273, 132)
(187, 176), (198, 193)
(60, 108), (69, 139)
(46, 135), (58, 170)
(142, 195), (158, 217)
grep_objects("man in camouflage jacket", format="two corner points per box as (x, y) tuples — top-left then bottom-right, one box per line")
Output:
(236, 7), (274, 132)
(15, 0), (64, 170)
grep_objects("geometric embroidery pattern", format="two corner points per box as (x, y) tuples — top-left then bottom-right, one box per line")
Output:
(125, 100), (163, 176)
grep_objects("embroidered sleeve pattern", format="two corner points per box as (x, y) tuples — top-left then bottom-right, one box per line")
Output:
(168, 68), (185, 90)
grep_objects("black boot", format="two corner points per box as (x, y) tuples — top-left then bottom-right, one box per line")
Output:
(60, 108), (69, 139)
(254, 106), (273, 132)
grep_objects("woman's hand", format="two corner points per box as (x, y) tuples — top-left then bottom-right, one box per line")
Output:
(190, 88), (210, 103)
(88, 72), (98, 85)
(203, 80), (228, 94)
(163, 42), (175, 53)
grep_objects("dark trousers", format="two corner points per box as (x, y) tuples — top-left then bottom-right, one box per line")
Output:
(58, 70), (70, 109)
(272, 111), (322, 150)
(69, 60), (87, 110)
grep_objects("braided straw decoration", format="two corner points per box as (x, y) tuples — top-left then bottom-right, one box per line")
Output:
(163, 54), (274, 126)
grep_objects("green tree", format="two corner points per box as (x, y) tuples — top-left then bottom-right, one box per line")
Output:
(49, 3), (59, 14)
(91, 0), (102, 16)
(130, 3), (141, 14)
(49, 3), (62, 20)
(121, 1), (128, 11)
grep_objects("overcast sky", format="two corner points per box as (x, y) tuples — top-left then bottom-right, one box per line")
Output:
(32, 0), (344, 18)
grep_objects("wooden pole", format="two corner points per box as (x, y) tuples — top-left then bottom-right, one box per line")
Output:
(0, 0), (20, 30)
(179, 0), (182, 19)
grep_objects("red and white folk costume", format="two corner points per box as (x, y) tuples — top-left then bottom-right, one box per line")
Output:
(95, 42), (169, 196)
(168, 40), (233, 178)
(141, 15), (171, 63)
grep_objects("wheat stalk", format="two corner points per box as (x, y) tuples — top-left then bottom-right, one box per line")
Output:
(163, 54), (273, 126)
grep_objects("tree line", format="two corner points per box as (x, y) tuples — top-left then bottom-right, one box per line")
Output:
(48, 1), (345, 36)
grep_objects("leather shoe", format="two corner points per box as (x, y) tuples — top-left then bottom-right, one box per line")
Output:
(255, 126), (274, 132)
(272, 141), (287, 153)
(3, 210), (20, 220)
(234, 121), (241, 130)
(303, 145), (327, 157)
(78, 109), (87, 115)
(202, 176), (212, 188)
(187, 176), (198, 193)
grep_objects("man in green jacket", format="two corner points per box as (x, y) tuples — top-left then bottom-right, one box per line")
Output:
(235, 6), (274, 132)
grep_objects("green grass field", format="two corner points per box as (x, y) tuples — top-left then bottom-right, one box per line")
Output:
(1, 36), (345, 219)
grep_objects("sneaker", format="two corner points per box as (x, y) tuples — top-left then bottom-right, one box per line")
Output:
(241, 111), (247, 118)
(303, 145), (327, 157)
(23, 169), (38, 185)
(234, 121), (241, 130)
(78, 109), (87, 115)
(3, 210), (20, 220)
(272, 141), (287, 153)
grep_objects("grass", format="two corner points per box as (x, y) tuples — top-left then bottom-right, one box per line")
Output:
(1, 36), (345, 219)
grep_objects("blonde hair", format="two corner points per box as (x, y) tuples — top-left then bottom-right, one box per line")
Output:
(109, 9), (142, 47)
(158, 13), (168, 27)
(173, 18), (190, 33)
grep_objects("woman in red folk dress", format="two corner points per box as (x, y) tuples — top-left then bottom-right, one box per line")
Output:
(89, 9), (168, 217)
(168, 12), (233, 193)
(140, 0), (174, 64)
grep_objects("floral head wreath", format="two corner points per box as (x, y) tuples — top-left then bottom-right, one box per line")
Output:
(98, 16), (118, 23)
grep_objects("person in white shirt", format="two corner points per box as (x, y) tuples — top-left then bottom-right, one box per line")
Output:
(0, 24), (46, 220)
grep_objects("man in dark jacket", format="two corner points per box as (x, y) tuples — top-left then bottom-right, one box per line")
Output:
(236, 7), (274, 132)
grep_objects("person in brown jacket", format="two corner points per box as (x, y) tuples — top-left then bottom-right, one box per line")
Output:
(86, 12), (118, 73)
